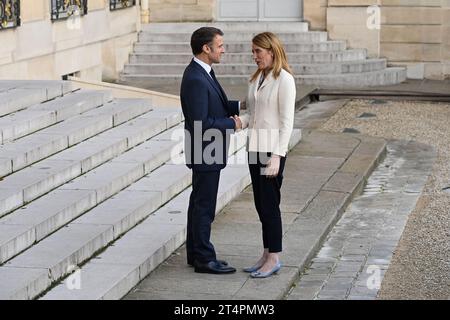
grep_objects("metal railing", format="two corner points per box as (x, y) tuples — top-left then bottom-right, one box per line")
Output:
(51, 0), (87, 21)
(0, 0), (20, 30)
(110, 0), (135, 11)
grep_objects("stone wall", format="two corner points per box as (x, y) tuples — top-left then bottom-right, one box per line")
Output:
(303, 0), (328, 30)
(379, 0), (447, 79)
(148, 0), (215, 22)
(0, 0), (141, 82)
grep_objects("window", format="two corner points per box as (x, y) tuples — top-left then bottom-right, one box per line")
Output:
(51, 0), (88, 21)
(0, 0), (20, 30)
(110, 0), (136, 11)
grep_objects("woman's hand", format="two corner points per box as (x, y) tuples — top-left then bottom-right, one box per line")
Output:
(265, 155), (280, 178)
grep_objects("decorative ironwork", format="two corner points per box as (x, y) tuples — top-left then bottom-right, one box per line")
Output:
(110, 0), (135, 11)
(51, 0), (88, 21)
(0, 0), (20, 30)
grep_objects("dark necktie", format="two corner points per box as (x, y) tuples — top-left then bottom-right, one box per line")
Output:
(209, 69), (219, 86)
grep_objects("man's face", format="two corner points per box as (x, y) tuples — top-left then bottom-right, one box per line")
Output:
(205, 35), (225, 64)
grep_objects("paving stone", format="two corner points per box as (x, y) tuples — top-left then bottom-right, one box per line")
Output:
(124, 289), (231, 300)
(211, 222), (263, 247)
(297, 191), (351, 224)
(348, 286), (379, 297)
(323, 171), (365, 195)
(287, 286), (320, 300)
(290, 131), (359, 158)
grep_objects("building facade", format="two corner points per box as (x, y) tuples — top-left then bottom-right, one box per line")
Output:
(0, 1), (448, 81)
(0, 0), (140, 81)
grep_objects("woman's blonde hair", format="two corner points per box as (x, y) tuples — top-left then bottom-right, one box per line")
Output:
(250, 32), (293, 82)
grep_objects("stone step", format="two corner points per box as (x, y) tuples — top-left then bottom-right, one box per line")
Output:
(129, 49), (368, 64)
(0, 80), (74, 93)
(0, 136), (183, 267)
(123, 59), (387, 76)
(0, 162), (186, 300)
(0, 108), (182, 222)
(0, 101), (170, 219)
(138, 31), (328, 43)
(0, 128), (247, 300)
(134, 41), (347, 54)
(0, 90), (113, 144)
(0, 98), (153, 179)
(0, 81), (74, 117)
(121, 67), (407, 88)
(141, 22), (309, 33)
(298, 67), (407, 88)
(39, 129), (302, 300)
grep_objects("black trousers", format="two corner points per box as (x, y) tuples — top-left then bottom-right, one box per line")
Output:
(248, 152), (286, 253)
(186, 170), (221, 264)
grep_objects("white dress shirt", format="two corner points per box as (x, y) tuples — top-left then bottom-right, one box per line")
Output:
(194, 57), (212, 78)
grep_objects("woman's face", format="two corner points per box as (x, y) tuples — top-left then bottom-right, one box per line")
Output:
(252, 44), (273, 71)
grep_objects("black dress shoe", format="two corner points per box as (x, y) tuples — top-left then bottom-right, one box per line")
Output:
(188, 259), (228, 267)
(194, 261), (236, 274)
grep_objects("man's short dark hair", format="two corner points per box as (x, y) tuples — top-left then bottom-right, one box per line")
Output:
(190, 27), (224, 55)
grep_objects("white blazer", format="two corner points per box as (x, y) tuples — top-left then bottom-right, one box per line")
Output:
(241, 68), (296, 157)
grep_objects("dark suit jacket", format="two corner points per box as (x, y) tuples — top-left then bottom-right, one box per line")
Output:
(180, 59), (240, 172)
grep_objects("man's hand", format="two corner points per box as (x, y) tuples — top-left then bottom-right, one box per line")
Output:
(231, 115), (242, 131)
(264, 155), (281, 178)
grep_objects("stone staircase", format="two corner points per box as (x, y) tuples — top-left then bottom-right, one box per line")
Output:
(0, 80), (301, 299)
(119, 22), (406, 91)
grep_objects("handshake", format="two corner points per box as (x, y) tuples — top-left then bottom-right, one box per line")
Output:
(230, 115), (243, 131)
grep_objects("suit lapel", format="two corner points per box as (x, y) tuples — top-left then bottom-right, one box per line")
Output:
(258, 71), (274, 91)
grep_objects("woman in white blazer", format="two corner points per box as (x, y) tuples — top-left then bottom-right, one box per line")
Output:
(237, 32), (296, 278)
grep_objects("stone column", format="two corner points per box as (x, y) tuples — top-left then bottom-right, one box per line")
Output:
(141, 0), (150, 23)
(303, 0), (328, 31)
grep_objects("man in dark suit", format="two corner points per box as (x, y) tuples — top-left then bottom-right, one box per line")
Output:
(180, 27), (242, 274)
